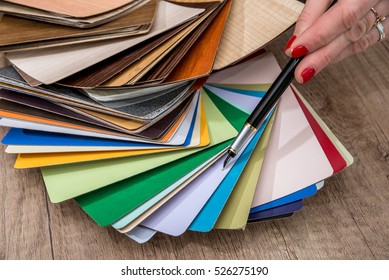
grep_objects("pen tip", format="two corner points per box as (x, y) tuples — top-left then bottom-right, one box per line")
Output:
(223, 155), (232, 170)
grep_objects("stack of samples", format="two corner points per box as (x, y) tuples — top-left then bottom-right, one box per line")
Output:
(0, 0), (352, 243)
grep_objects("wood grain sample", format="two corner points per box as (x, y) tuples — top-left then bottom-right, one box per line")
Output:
(58, 23), (189, 88)
(0, 0), (158, 52)
(59, 2), (221, 88)
(5, 1), (204, 84)
(102, 6), (215, 87)
(138, 1), (225, 84)
(2, 0), (139, 18)
(164, 0), (232, 82)
(0, 0), (149, 28)
(214, 0), (304, 69)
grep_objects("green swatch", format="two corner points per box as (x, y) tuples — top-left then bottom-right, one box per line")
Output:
(75, 90), (249, 226)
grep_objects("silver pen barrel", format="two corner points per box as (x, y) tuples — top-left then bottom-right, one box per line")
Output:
(229, 122), (257, 156)
(223, 122), (258, 169)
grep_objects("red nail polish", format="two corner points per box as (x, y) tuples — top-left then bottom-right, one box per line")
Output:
(301, 68), (316, 83)
(291, 45), (309, 58)
(284, 35), (296, 51)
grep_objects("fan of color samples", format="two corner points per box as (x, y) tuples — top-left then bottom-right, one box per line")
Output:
(0, 0), (353, 243)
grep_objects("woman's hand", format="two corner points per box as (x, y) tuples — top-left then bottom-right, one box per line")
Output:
(285, 0), (389, 83)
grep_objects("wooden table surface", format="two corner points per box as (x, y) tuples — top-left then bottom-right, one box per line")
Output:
(1, 29), (388, 260)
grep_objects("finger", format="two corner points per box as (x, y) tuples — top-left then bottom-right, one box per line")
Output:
(292, 13), (374, 83)
(293, 0), (389, 83)
(332, 16), (389, 64)
(294, 0), (334, 36)
(288, 0), (381, 58)
(285, 0), (334, 52)
(346, 0), (389, 42)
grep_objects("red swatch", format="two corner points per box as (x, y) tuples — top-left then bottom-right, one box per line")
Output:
(292, 87), (347, 173)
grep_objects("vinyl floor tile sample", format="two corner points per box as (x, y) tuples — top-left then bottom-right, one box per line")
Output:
(0, 66), (195, 122)
(2, 0), (140, 18)
(164, 0), (231, 83)
(5, 1), (204, 84)
(213, 0), (303, 69)
(0, 0), (148, 28)
(139, 1), (225, 83)
(58, 1), (223, 88)
(102, 14), (205, 87)
(0, 0), (158, 52)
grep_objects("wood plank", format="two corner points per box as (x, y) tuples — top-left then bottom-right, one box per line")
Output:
(0, 127), (53, 259)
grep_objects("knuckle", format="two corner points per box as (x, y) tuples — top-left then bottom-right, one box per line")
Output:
(347, 20), (368, 42)
(352, 37), (370, 53)
(315, 31), (330, 47)
(341, 6), (361, 30)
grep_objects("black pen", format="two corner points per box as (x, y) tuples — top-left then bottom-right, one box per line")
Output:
(222, 2), (338, 168)
(223, 56), (303, 169)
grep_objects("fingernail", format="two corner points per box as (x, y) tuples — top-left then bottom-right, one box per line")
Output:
(291, 45), (309, 58)
(301, 67), (316, 83)
(284, 35), (297, 51)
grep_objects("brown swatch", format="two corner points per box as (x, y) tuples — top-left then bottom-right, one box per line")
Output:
(0, 0), (157, 52)
(59, 2), (219, 89)
(139, 0), (225, 83)
(102, 6), (214, 87)
(2, 0), (140, 18)
(5, 2), (205, 84)
(0, 0), (150, 28)
(164, 0), (232, 83)
(59, 23), (193, 88)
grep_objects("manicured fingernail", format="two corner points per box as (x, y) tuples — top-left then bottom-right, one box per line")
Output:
(301, 67), (316, 83)
(284, 35), (297, 51)
(291, 45), (309, 58)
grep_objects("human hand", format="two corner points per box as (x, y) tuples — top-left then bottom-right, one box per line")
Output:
(284, 0), (389, 83)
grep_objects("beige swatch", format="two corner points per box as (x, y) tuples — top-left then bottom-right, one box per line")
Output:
(214, 0), (303, 69)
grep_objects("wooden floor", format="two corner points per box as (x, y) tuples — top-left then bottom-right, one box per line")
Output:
(1, 29), (388, 260)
